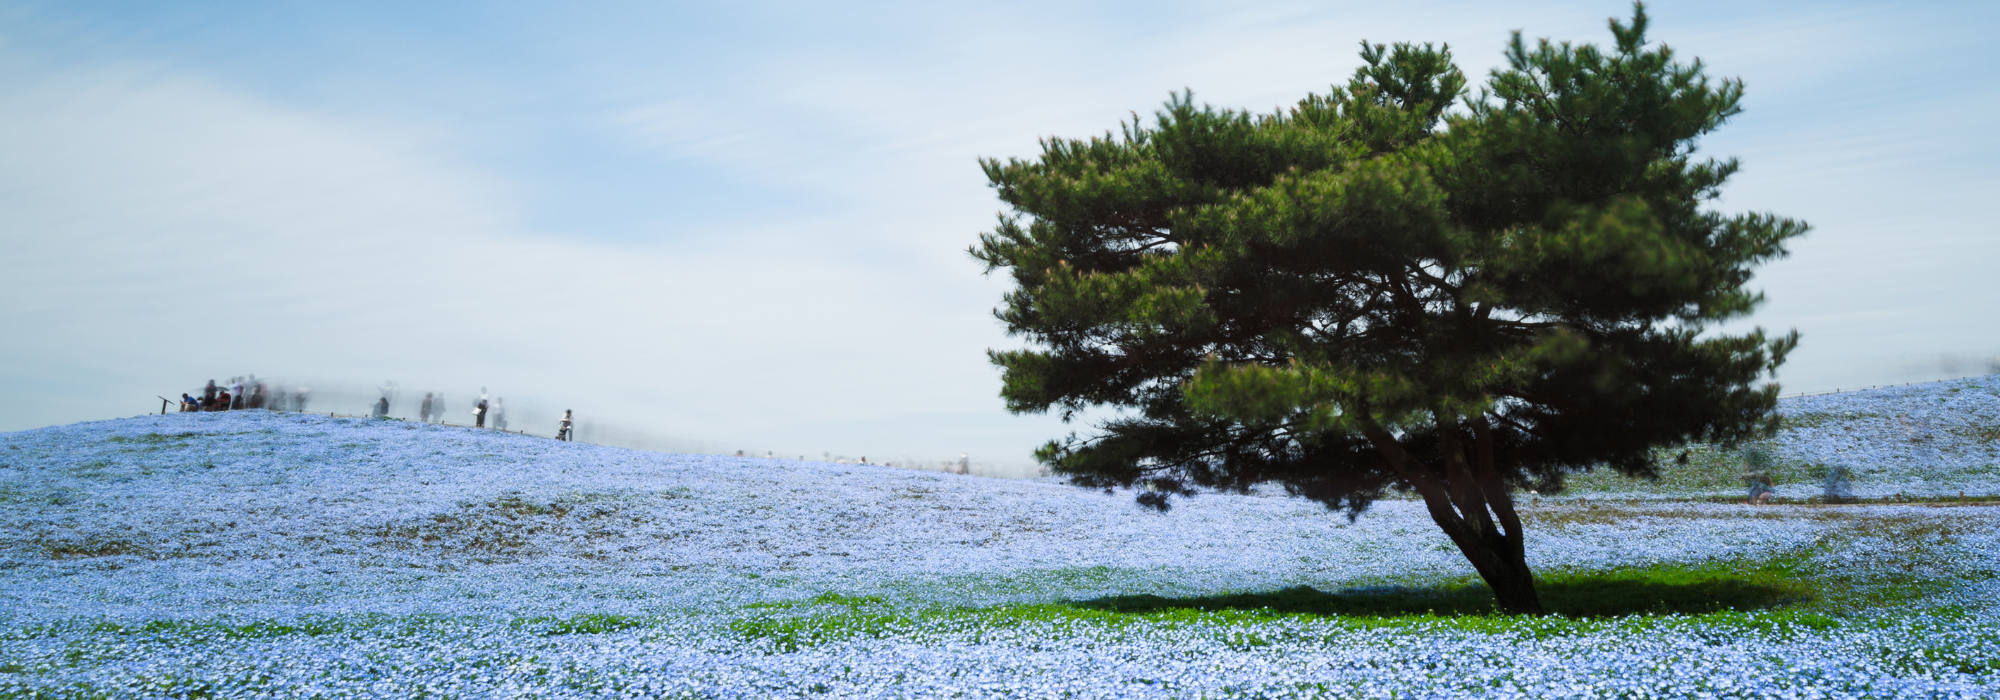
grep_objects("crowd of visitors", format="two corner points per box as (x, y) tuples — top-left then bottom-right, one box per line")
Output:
(178, 375), (309, 413)
(178, 376), (570, 441)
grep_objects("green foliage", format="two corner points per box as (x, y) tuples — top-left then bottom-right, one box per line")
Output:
(971, 4), (1804, 608)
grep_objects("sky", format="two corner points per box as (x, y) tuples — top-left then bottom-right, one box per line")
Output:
(2, 0), (1996, 471)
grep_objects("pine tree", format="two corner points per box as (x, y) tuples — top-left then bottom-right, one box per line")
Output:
(970, 3), (1804, 615)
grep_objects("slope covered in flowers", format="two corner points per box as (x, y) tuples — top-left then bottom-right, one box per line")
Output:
(1564, 375), (2000, 499)
(1, 387), (1997, 698)
(1768, 377), (2000, 496)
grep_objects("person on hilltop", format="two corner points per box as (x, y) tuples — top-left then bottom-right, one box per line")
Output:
(557, 410), (573, 441)
(492, 398), (507, 431)
(474, 388), (490, 428)
(373, 396), (390, 418)
(180, 393), (199, 412)
(229, 378), (246, 410)
(214, 388), (232, 412)
(202, 380), (218, 408)
(956, 454), (969, 476)
(420, 392), (434, 423)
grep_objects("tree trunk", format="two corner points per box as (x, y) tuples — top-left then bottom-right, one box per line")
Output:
(1425, 484), (1545, 616)
(1361, 413), (1546, 616)
(1476, 544), (1543, 615)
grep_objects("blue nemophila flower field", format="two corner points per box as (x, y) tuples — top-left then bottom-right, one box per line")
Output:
(1, 378), (1997, 698)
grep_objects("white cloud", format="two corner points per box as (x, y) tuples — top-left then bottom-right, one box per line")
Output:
(0, 60), (1065, 464)
(3, 0), (1997, 466)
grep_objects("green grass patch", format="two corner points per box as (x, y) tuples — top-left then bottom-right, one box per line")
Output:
(105, 432), (199, 446)
(728, 597), (1845, 653)
(509, 613), (651, 636)
(1080, 561), (1808, 619)
(730, 559), (1828, 652)
(89, 617), (355, 639)
(744, 592), (888, 610)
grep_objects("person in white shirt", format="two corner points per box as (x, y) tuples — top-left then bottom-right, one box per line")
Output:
(492, 398), (507, 431)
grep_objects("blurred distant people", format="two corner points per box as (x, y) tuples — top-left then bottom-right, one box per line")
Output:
(202, 380), (218, 408)
(957, 454), (969, 475)
(293, 386), (310, 412)
(557, 410), (573, 441)
(1746, 475), (1776, 505)
(373, 396), (390, 418)
(215, 388), (232, 411)
(475, 388), (490, 428)
(492, 398), (507, 430)
(420, 392), (434, 423)
(433, 394), (445, 423)
(229, 378), (245, 410)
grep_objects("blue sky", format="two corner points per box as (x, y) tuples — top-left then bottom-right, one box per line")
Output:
(2, 0), (1996, 467)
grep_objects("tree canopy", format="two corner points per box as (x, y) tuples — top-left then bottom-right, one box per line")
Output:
(970, 3), (1805, 615)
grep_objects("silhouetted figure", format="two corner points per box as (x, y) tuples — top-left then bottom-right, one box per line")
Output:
(420, 393), (434, 423)
(373, 396), (390, 418)
(293, 386), (310, 412)
(229, 378), (245, 410)
(557, 410), (573, 441)
(1822, 465), (1854, 503)
(492, 398), (507, 430)
(202, 380), (218, 406)
(474, 389), (489, 428)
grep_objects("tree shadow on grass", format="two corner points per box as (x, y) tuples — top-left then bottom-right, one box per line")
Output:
(1074, 576), (1808, 618)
